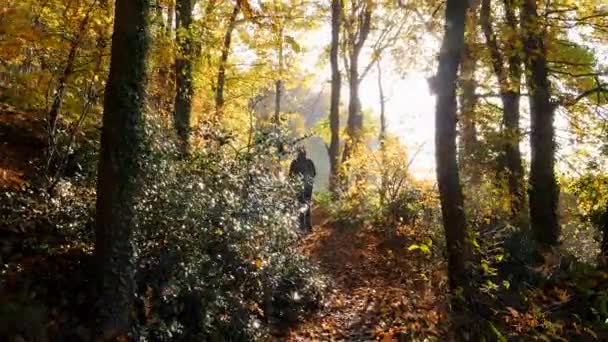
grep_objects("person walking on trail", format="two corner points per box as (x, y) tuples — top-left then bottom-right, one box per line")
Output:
(289, 148), (316, 232)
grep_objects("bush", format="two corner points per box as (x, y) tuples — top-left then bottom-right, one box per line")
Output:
(325, 137), (432, 235)
(133, 127), (325, 340)
(1, 123), (325, 341)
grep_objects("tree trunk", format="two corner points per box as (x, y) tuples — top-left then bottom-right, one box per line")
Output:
(274, 26), (284, 123)
(328, 0), (342, 195)
(47, 2), (95, 141)
(458, 41), (479, 183)
(458, 1), (479, 185)
(434, 0), (469, 294)
(215, 0), (241, 117)
(502, 91), (525, 220)
(377, 58), (387, 205)
(341, 1), (371, 164)
(341, 52), (362, 162)
(480, 0), (525, 221)
(377, 59), (386, 141)
(173, 0), (194, 156)
(503, 0), (525, 221)
(521, 0), (559, 247)
(94, 0), (151, 338)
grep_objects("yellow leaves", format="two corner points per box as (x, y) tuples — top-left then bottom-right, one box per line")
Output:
(254, 257), (264, 269)
(407, 238), (432, 255)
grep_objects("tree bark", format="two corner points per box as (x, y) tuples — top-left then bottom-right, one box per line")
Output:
(215, 0), (241, 117)
(341, 0), (371, 164)
(480, 0), (525, 221)
(377, 58), (388, 206)
(173, 0), (194, 156)
(502, 0), (525, 220)
(502, 90), (525, 219)
(458, 0), (480, 184)
(328, 0), (342, 195)
(341, 50), (362, 162)
(434, 0), (469, 294)
(94, 0), (151, 338)
(274, 26), (284, 123)
(458, 40), (479, 183)
(520, 0), (560, 247)
(377, 59), (386, 142)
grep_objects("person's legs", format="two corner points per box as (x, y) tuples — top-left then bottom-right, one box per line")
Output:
(299, 210), (306, 231)
(303, 184), (313, 231)
(305, 202), (312, 231)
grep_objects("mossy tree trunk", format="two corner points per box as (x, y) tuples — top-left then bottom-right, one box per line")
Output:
(521, 0), (560, 248)
(173, 0), (194, 156)
(480, 0), (526, 223)
(94, 0), (151, 338)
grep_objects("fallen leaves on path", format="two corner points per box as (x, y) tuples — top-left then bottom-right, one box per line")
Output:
(287, 209), (450, 341)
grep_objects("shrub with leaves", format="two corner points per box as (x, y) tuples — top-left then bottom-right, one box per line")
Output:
(133, 127), (325, 340)
(565, 173), (608, 265)
(324, 137), (428, 234)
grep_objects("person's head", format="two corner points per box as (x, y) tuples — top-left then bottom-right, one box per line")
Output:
(297, 147), (306, 159)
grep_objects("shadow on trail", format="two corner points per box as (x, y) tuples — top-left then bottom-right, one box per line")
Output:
(287, 207), (450, 341)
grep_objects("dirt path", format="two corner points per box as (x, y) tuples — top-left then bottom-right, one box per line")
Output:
(287, 208), (450, 341)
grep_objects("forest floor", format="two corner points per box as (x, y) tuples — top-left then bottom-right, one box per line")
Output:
(286, 208), (450, 341)
(283, 208), (608, 341)
(0, 103), (46, 190)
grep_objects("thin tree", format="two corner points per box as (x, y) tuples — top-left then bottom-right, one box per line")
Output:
(274, 24), (284, 123)
(340, 0), (407, 165)
(46, 1), (97, 138)
(215, 0), (241, 117)
(173, 0), (194, 156)
(458, 1), (480, 184)
(480, 0), (525, 222)
(433, 0), (470, 295)
(341, 0), (372, 163)
(520, 0), (559, 248)
(46, 1), (98, 171)
(377, 58), (388, 205)
(94, 0), (151, 338)
(328, 0), (342, 195)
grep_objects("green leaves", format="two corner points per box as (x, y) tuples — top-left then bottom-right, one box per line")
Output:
(407, 238), (432, 255)
(284, 34), (302, 53)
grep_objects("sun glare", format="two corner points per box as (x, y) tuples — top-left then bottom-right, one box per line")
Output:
(359, 72), (437, 180)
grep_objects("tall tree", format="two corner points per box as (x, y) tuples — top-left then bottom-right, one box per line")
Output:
(215, 0), (241, 117)
(173, 0), (194, 156)
(94, 0), (151, 338)
(480, 0), (525, 222)
(520, 0), (559, 247)
(377, 58), (388, 205)
(433, 0), (469, 294)
(328, 0), (342, 195)
(341, 0), (372, 163)
(46, 1), (96, 142)
(274, 24), (284, 123)
(458, 0), (480, 184)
